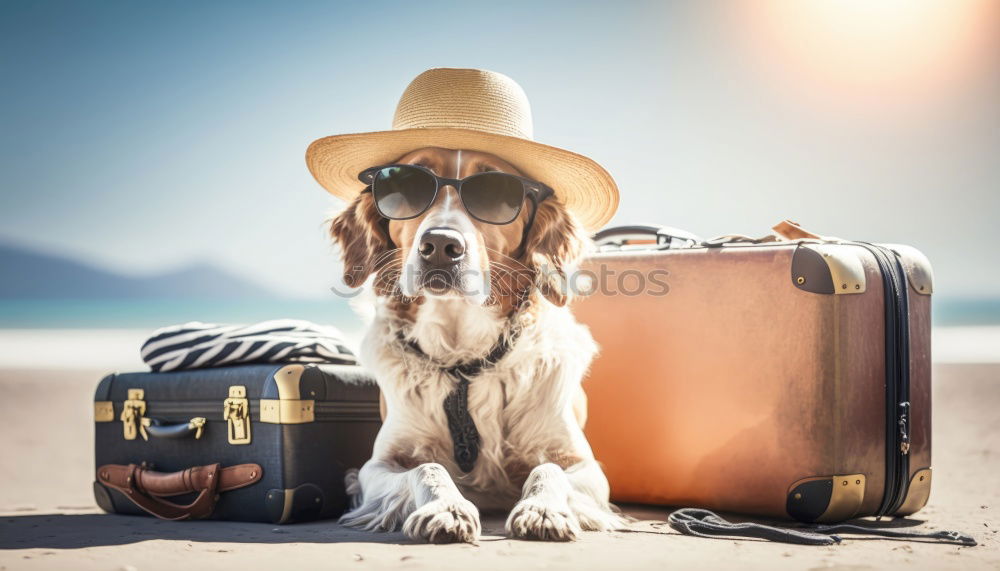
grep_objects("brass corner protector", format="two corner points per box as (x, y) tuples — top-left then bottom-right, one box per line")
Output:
(787, 473), (866, 523)
(265, 483), (324, 524)
(274, 364), (307, 400)
(267, 488), (296, 524)
(260, 364), (314, 424)
(884, 244), (934, 296)
(94, 401), (114, 422)
(896, 468), (932, 516)
(791, 244), (866, 295)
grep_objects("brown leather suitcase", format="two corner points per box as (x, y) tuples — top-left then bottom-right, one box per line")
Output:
(573, 221), (933, 523)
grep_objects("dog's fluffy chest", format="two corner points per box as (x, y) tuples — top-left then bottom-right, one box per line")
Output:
(360, 298), (597, 508)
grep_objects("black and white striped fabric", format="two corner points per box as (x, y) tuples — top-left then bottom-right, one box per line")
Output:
(141, 319), (357, 372)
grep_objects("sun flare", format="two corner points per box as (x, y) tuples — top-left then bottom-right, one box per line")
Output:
(741, 0), (997, 98)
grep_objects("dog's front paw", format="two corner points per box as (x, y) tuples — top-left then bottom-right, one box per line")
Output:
(402, 498), (481, 544)
(506, 498), (582, 541)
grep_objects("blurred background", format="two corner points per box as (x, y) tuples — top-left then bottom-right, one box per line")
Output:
(1, 0), (998, 368)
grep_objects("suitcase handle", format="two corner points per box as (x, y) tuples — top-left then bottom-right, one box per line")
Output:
(593, 224), (701, 250)
(594, 221), (836, 251)
(96, 462), (262, 520)
(142, 417), (206, 440)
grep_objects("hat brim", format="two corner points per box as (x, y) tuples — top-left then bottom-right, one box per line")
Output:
(305, 128), (619, 232)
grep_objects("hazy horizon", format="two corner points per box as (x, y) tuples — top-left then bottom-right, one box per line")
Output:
(2, 237), (999, 330)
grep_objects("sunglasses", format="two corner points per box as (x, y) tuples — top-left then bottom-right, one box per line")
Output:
(358, 164), (554, 225)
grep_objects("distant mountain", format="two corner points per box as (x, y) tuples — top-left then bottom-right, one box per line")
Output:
(0, 242), (276, 299)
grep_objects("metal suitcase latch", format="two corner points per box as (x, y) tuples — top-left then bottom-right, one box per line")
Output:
(223, 385), (252, 445)
(121, 388), (147, 441)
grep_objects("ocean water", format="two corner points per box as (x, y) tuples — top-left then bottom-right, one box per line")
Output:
(0, 296), (997, 328)
(0, 298), (363, 329)
(0, 298), (998, 368)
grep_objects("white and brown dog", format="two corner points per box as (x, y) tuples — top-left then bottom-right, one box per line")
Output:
(327, 146), (624, 543)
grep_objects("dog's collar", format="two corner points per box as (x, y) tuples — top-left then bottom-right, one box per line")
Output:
(398, 324), (522, 473)
(399, 327), (520, 379)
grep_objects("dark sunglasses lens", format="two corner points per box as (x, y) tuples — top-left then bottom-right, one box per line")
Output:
(372, 166), (437, 219)
(461, 173), (525, 224)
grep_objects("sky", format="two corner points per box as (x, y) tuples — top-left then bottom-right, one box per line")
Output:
(1, 0), (998, 299)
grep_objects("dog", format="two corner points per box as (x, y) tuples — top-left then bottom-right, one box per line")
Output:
(327, 145), (624, 543)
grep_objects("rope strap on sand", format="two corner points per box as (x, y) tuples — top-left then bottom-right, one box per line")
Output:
(667, 508), (977, 546)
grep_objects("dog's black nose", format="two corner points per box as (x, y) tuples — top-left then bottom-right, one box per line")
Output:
(419, 228), (466, 266)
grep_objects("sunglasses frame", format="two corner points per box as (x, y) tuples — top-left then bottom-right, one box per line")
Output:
(358, 163), (554, 225)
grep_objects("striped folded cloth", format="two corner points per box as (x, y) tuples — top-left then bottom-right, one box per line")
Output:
(141, 319), (357, 372)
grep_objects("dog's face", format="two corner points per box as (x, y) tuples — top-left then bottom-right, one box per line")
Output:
(329, 147), (587, 309)
(388, 148), (526, 305)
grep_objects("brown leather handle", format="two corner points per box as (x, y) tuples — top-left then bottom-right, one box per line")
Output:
(772, 220), (824, 241)
(96, 463), (263, 520)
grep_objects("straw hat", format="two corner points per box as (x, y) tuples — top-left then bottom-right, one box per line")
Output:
(305, 68), (619, 231)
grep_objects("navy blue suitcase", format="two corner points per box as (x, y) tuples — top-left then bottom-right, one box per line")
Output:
(93, 363), (380, 523)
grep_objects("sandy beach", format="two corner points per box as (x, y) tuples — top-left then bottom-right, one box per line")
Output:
(0, 361), (997, 570)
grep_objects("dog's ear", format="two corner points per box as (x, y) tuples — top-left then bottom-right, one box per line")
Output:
(328, 191), (391, 288)
(519, 198), (589, 307)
